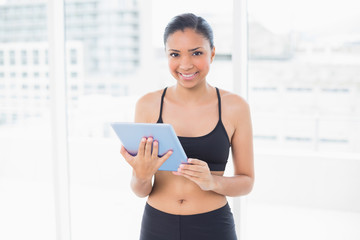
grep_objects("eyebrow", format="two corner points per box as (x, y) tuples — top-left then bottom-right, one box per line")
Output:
(168, 47), (203, 52)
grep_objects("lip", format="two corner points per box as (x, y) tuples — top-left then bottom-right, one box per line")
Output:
(178, 72), (199, 80)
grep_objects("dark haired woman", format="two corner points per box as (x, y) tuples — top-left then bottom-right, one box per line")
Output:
(120, 13), (254, 240)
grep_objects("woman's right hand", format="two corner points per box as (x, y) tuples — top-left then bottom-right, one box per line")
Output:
(120, 137), (173, 181)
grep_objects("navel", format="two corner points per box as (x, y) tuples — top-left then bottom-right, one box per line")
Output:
(178, 199), (186, 204)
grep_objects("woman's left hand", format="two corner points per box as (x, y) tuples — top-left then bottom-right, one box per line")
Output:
(173, 158), (216, 191)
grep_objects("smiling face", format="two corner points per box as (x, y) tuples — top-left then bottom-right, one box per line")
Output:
(165, 28), (215, 89)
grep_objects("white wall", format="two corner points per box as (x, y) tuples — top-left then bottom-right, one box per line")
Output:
(250, 151), (360, 212)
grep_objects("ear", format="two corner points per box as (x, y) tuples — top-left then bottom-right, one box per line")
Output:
(210, 46), (216, 63)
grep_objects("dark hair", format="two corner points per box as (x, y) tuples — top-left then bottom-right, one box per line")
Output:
(163, 13), (214, 49)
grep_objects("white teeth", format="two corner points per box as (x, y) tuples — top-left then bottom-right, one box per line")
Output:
(181, 73), (196, 77)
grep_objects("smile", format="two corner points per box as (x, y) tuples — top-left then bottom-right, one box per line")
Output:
(178, 72), (199, 80)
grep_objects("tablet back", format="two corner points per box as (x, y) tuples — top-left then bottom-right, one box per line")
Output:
(111, 122), (188, 171)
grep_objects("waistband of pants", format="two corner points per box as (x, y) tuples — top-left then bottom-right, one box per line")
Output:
(145, 201), (231, 217)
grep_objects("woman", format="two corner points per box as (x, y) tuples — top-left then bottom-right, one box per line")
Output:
(120, 13), (254, 240)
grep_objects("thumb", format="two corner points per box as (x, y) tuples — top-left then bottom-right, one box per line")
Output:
(156, 150), (173, 168)
(120, 145), (134, 166)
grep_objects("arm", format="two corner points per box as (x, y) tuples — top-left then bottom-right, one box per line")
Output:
(120, 144), (154, 198)
(130, 177), (153, 198)
(174, 95), (254, 197)
(211, 98), (254, 196)
(128, 96), (153, 198)
(120, 92), (172, 198)
(122, 137), (172, 198)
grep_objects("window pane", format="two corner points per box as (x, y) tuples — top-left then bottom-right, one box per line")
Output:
(0, 2), (55, 240)
(247, 0), (360, 239)
(65, 0), (233, 239)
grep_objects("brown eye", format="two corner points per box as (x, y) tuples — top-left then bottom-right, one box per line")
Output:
(193, 51), (203, 56)
(170, 53), (179, 57)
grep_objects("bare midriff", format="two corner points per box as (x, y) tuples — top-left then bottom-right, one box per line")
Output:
(147, 170), (227, 215)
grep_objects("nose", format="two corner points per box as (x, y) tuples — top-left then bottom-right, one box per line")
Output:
(179, 56), (193, 71)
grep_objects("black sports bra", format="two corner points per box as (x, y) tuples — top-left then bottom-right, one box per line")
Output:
(157, 87), (230, 171)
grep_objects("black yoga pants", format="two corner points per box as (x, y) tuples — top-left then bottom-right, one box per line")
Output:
(140, 202), (237, 240)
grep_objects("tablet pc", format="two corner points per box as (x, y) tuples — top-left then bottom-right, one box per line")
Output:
(110, 122), (188, 171)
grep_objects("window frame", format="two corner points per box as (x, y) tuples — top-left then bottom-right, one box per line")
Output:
(232, 0), (249, 239)
(48, 0), (71, 239)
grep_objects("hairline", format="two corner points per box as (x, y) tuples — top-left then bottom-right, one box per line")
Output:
(164, 27), (214, 50)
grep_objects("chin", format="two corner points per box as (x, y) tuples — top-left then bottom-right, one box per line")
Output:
(177, 80), (199, 89)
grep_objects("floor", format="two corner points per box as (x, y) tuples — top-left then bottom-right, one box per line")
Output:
(246, 202), (360, 240)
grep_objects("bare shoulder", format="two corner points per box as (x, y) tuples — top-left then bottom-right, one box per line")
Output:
(218, 88), (250, 120)
(135, 89), (165, 123)
(218, 88), (252, 144)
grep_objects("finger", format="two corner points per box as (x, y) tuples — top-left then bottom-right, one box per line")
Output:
(144, 137), (153, 159)
(178, 168), (201, 178)
(156, 150), (173, 168)
(172, 168), (197, 179)
(172, 171), (181, 176)
(137, 137), (147, 157)
(178, 171), (198, 182)
(187, 158), (207, 166)
(120, 146), (134, 166)
(152, 140), (159, 159)
(179, 163), (203, 173)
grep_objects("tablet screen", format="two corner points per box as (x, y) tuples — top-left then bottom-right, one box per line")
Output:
(111, 122), (188, 171)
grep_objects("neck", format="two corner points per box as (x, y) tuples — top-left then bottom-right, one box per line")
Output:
(172, 82), (213, 104)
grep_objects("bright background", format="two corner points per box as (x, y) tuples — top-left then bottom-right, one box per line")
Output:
(0, 0), (359, 239)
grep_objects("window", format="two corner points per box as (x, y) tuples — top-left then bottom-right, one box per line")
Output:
(9, 50), (15, 65)
(65, 0), (234, 239)
(70, 72), (77, 78)
(0, 113), (6, 125)
(248, 2), (359, 153)
(0, 50), (4, 65)
(0, 2), (55, 240)
(2, 1), (359, 240)
(70, 48), (77, 64)
(44, 50), (48, 64)
(246, 0), (360, 239)
(33, 72), (40, 78)
(21, 50), (27, 65)
(33, 50), (39, 65)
